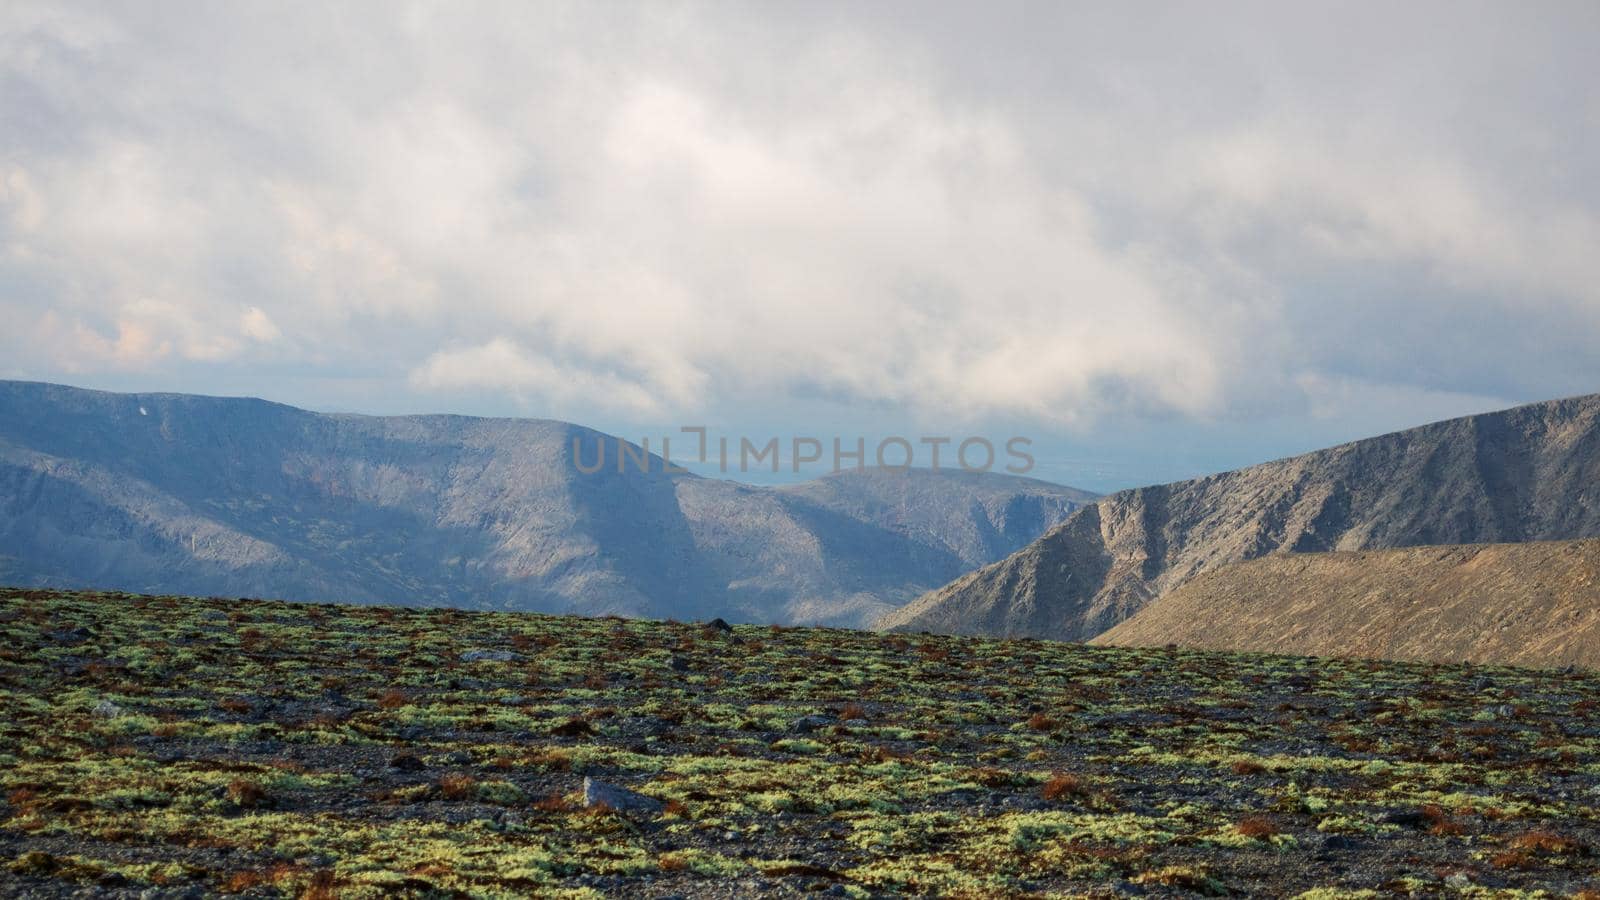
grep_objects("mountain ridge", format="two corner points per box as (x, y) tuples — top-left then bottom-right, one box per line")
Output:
(879, 392), (1600, 639)
(0, 380), (1093, 626)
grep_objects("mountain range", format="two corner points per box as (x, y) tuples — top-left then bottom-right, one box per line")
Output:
(0, 380), (1093, 626)
(9, 380), (1600, 661)
(880, 393), (1600, 641)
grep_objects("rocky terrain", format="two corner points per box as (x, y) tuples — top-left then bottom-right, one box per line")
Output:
(0, 381), (1091, 627)
(3, 588), (1599, 898)
(881, 393), (1600, 640)
(1094, 539), (1600, 668)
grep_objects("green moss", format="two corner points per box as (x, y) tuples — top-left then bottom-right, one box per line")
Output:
(3, 588), (1598, 898)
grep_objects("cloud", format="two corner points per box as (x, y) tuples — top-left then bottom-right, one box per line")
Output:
(1, 1), (1597, 432)
(240, 306), (280, 343)
(411, 338), (666, 416)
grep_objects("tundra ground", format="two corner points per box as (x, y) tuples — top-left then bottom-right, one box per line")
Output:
(2, 589), (1598, 898)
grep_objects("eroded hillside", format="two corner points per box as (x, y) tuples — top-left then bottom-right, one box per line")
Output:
(883, 393), (1600, 640)
(1095, 539), (1600, 668)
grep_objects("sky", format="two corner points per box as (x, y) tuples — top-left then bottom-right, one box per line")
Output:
(3, 2), (1599, 492)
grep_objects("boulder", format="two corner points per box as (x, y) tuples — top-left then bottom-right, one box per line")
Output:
(582, 777), (662, 817)
(459, 649), (520, 663)
(788, 714), (833, 734)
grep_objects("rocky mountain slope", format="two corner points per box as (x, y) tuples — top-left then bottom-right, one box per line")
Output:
(0, 381), (1092, 626)
(880, 393), (1600, 639)
(1094, 539), (1600, 668)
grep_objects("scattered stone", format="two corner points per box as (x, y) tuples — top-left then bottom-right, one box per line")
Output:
(668, 655), (692, 672)
(389, 753), (426, 772)
(54, 657), (90, 677)
(139, 888), (206, 900)
(706, 618), (733, 632)
(582, 777), (662, 817)
(91, 699), (124, 719)
(789, 714), (833, 734)
(551, 718), (596, 738)
(1321, 835), (1360, 852)
(47, 626), (94, 644)
(1381, 810), (1429, 829)
(10, 850), (58, 875)
(459, 649), (520, 663)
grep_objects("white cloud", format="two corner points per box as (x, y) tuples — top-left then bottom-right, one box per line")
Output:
(0, 1), (1597, 434)
(240, 306), (281, 343)
(410, 338), (664, 416)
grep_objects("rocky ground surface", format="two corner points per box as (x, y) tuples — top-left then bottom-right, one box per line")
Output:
(2, 588), (1599, 898)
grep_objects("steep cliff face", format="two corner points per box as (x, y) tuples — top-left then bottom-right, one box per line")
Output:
(0, 381), (1092, 625)
(880, 393), (1600, 639)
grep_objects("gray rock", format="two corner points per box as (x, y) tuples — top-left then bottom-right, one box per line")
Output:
(582, 777), (663, 817)
(91, 699), (124, 719)
(389, 753), (426, 772)
(139, 888), (205, 900)
(1320, 835), (1360, 852)
(789, 714), (834, 733)
(460, 649), (520, 663)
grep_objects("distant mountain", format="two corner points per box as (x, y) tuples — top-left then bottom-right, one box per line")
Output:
(1094, 539), (1600, 669)
(0, 381), (1093, 626)
(880, 393), (1600, 639)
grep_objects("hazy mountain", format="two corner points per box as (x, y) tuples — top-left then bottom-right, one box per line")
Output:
(1094, 539), (1600, 669)
(880, 393), (1600, 639)
(0, 381), (1093, 626)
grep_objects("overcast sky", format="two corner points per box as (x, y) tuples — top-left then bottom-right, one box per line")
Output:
(4, 2), (1598, 491)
